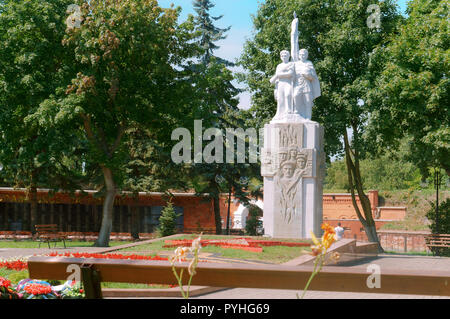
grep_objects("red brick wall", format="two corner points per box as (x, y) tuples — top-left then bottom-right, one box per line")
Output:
(377, 230), (430, 253)
(325, 219), (388, 241)
(0, 188), (239, 234)
(377, 207), (407, 220)
(323, 190), (379, 220)
(0, 188), (406, 236)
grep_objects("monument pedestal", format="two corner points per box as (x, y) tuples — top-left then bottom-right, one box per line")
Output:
(262, 120), (325, 239)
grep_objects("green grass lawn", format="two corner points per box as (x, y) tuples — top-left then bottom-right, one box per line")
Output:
(119, 234), (312, 264)
(0, 240), (133, 249)
(0, 268), (29, 284)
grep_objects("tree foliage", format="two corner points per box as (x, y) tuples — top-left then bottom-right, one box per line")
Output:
(366, 0), (449, 177)
(325, 138), (429, 191)
(245, 204), (263, 236)
(192, 0), (232, 66)
(186, 0), (259, 235)
(0, 0), (85, 232)
(34, 0), (198, 246)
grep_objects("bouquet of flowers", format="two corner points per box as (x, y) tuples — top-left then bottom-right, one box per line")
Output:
(54, 280), (85, 299)
(17, 279), (60, 299)
(0, 276), (21, 299)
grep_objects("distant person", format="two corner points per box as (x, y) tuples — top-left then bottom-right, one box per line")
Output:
(335, 223), (345, 240)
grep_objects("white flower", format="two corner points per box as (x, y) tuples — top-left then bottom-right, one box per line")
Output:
(170, 247), (190, 265)
(190, 234), (202, 253)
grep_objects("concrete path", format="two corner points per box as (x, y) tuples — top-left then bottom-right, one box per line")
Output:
(326, 253), (450, 272)
(191, 253), (450, 299)
(126, 253), (450, 300)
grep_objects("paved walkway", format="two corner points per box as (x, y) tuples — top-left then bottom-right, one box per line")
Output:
(189, 288), (450, 299)
(327, 253), (450, 272)
(186, 253), (450, 299)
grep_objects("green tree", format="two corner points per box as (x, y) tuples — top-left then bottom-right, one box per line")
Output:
(157, 200), (181, 237)
(0, 0), (84, 233)
(123, 126), (190, 239)
(239, 0), (401, 250)
(325, 137), (427, 191)
(37, 0), (197, 246)
(324, 160), (350, 191)
(245, 204), (263, 236)
(366, 0), (449, 179)
(187, 0), (256, 235)
(192, 0), (231, 66)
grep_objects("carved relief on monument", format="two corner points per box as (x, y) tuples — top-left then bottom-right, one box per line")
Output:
(275, 148), (313, 224)
(261, 147), (313, 178)
(278, 124), (303, 148)
(261, 145), (314, 225)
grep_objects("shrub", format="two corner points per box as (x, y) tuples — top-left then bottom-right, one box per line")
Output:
(157, 201), (180, 237)
(245, 205), (263, 236)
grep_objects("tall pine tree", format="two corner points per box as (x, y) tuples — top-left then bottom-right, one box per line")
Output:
(192, 0), (232, 66)
(189, 0), (255, 235)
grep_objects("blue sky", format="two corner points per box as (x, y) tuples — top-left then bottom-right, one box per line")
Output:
(158, 0), (410, 109)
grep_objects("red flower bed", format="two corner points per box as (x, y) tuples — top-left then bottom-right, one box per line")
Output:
(163, 238), (310, 252)
(0, 253), (169, 272)
(0, 260), (28, 271)
(46, 252), (169, 261)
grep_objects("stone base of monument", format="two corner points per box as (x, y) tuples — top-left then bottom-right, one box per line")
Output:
(261, 120), (325, 239)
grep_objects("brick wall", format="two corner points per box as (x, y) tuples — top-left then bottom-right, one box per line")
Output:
(0, 188), (407, 237)
(325, 219), (388, 241)
(377, 230), (431, 253)
(0, 188), (239, 234)
(323, 191), (379, 219)
(325, 219), (431, 252)
(323, 190), (406, 221)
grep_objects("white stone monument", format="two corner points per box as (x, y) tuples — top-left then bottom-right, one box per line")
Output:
(262, 13), (325, 239)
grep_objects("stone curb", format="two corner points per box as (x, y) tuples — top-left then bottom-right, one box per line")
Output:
(102, 286), (227, 298)
(282, 238), (378, 266)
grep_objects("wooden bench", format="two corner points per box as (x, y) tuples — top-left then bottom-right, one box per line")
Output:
(35, 224), (67, 249)
(425, 234), (450, 255)
(27, 256), (450, 299)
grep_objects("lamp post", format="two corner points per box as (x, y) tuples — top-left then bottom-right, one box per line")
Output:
(434, 167), (442, 234)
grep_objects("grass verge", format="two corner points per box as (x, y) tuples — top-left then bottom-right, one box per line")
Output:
(118, 234), (312, 264)
(0, 240), (133, 249)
